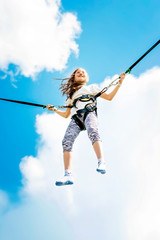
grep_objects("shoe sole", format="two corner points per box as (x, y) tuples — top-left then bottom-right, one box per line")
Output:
(55, 181), (74, 186)
(96, 169), (106, 174)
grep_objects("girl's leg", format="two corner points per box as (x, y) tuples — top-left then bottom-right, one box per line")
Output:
(62, 118), (81, 172)
(85, 112), (102, 156)
(63, 151), (72, 170)
(85, 112), (106, 174)
(92, 140), (103, 159)
(55, 119), (81, 186)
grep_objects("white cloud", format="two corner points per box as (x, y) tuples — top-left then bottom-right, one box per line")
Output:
(0, 0), (81, 78)
(1, 67), (160, 239)
(0, 196), (74, 240)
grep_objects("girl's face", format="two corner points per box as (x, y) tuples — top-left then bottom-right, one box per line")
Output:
(74, 68), (89, 84)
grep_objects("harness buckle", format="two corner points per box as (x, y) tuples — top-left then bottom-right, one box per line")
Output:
(85, 103), (97, 112)
(79, 95), (91, 102)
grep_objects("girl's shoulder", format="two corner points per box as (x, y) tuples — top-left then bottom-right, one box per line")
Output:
(86, 83), (101, 93)
(75, 84), (101, 92)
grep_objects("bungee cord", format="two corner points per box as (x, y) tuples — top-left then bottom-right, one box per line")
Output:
(0, 40), (160, 109)
(97, 39), (160, 97)
(0, 97), (72, 109)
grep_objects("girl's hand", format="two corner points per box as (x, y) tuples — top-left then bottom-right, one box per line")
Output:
(46, 105), (57, 111)
(119, 73), (126, 85)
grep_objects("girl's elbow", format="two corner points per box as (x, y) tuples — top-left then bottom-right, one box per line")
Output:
(107, 96), (113, 101)
(65, 113), (71, 118)
(101, 93), (112, 101)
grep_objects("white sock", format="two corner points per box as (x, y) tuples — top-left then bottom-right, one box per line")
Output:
(65, 169), (72, 176)
(98, 158), (105, 164)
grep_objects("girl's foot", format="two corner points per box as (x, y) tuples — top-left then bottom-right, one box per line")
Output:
(55, 174), (74, 186)
(96, 161), (106, 174)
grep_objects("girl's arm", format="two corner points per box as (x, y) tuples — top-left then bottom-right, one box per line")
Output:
(100, 73), (126, 101)
(46, 105), (71, 118)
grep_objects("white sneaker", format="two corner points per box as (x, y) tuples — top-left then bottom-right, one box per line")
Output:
(96, 161), (106, 174)
(55, 174), (74, 186)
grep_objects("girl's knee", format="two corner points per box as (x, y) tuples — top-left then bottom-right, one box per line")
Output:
(88, 130), (101, 145)
(62, 138), (73, 152)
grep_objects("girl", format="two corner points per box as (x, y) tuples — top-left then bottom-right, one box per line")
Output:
(46, 68), (126, 186)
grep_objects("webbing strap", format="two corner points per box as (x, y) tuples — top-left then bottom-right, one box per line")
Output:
(72, 114), (86, 130)
(72, 94), (97, 109)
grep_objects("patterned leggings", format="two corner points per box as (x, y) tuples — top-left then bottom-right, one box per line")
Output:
(62, 112), (102, 152)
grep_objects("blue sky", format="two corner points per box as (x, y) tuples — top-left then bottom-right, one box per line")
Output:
(0, 0), (160, 239)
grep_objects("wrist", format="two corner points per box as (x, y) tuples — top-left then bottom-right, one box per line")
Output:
(53, 107), (58, 112)
(117, 81), (121, 87)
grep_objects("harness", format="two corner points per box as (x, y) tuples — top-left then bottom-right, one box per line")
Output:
(71, 93), (101, 131)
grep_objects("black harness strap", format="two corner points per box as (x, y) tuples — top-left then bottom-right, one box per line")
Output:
(72, 114), (86, 130)
(71, 94), (98, 131)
